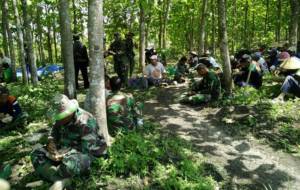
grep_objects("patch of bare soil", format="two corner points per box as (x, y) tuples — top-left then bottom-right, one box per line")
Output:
(144, 85), (300, 190)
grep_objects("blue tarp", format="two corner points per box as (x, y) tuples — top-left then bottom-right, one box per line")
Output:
(16, 64), (63, 78)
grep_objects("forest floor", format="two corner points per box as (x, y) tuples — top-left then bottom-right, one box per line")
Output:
(143, 83), (300, 190)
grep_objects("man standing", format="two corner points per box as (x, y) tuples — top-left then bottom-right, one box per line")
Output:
(31, 94), (107, 189)
(125, 32), (135, 77)
(108, 33), (129, 86)
(73, 34), (90, 89)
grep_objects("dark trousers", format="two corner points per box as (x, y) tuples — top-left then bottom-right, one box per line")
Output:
(281, 75), (300, 97)
(75, 64), (89, 89)
(128, 56), (135, 77)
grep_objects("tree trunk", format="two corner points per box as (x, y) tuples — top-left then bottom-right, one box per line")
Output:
(139, 1), (146, 71)
(58, 0), (76, 99)
(243, 1), (249, 48)
(162, 0), (171, 49)
(264, 0), (269, 36)
(289, 0), (299, 51)
(22, 0), (38, 85)
(276, 0), (282, 42)
(4, 0), (17, 81)
(36, 4), (46, 65)
(199, 0), (208, 55)
(218, 0), (232, 94)
(52, 14), (58, 63)
(87, 0), (110, 145)
(72, 0), (78, 34)
(231, 0), (236, 53)
(158, 0), (163, 49)
(1, 0), (9, 57)
(46, 8), (53, 63)
(12, 0), (28, 84)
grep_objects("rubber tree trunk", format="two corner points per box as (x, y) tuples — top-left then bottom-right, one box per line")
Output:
(87, 0), (111, 145)
(58, 0), (76, 99)
(12, 0), (28, 84)
(139, 1), (146, 71)
(46, 7), (53, 63)
(289, 0), (299, 51)
(1, 0), (9, 57)
(158, 0), (163, 49)
(218, 0), (232, 94)
(22, 0), (38, 85)
(199, 0), (208, 55)
(3, 0), (16, 81)
(276, 0), (282, 42)
(162, 0), (171, 49)
(36, 4), (46, 65)
(52, 13), (58, 63)
(264, 0), (269, 36)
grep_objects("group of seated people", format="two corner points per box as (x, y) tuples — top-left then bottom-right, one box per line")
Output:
(0, 75), (143, 189)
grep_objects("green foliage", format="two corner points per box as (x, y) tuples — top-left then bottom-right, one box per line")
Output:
(7, 77), (63, 121)
(219, 75), (300, 154)
(75, 121), (218, 189)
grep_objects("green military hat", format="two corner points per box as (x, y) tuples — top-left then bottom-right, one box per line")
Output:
(52, 94), (79, 121)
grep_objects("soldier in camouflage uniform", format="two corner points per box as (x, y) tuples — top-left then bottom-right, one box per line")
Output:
(31, 94), (107, 187)
(0, 86), (27, 130)
(106, 77), (142, 135)
(108, 33), (129, 86)
(180, 64), (221, 105)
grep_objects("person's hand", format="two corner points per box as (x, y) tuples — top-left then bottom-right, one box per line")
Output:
(47, 139), (57, 155)
(48, 152), (64, 162)
(1, 115), (13, 123)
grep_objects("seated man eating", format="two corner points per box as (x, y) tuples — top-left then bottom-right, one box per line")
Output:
(0, 86), (26, 129)
(180, 64), (221, 105)
(31, 94), (107, 189)
(107, 77), (143, 135)
(144, 54), (167, 86)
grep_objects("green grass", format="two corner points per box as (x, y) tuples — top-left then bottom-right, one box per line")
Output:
(1, 77), (221, 189)
(219, 74), (300, 154)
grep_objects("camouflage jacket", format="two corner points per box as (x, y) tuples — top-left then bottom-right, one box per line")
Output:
(191, 70), (221, 100)
(107, 92), (140, 131)
(50, 109), (107, 158)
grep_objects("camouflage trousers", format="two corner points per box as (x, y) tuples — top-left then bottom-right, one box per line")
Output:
(31, 147), (91, 182)
(179, 93), (211, 105)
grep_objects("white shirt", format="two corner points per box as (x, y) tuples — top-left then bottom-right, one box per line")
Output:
(144, 62), (166, 79)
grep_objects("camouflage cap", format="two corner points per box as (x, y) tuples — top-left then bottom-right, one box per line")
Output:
(52, 94), (79, 121)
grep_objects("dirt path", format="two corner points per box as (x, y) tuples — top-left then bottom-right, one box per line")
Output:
(144, 85), (300, 190)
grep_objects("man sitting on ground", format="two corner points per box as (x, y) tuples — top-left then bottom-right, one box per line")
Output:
(180, 64), (221, 105)
(273, 69), (300, 102)
(31, 94), (107, 190)
(0, 86), (26, 129)
(233, 54), (262, 89)
(144, 54), (167, 86)
(106, 77), (143, 135)
(174, 56), (189, 83)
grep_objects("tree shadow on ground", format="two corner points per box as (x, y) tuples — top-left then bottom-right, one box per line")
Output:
(144, 85), (299, 189)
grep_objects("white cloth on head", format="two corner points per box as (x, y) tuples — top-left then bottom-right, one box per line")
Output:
(144, 62), (166, 79)
(1, 57), (11, 65)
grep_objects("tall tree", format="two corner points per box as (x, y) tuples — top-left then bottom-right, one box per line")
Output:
(3, 0), (16, 81)
(1, 0), (9, 56)
(199, 0), (208, 54)
(87, 0), (111, 144)
(22, 0), (39, 85)
(46, 7), (54, 63)
(289, 0), (299, 51)
(139, 0), (146, 71)
(162, 0), (171, 49)
(12, 0), (28, 84)
(58, 0), (76, 99)
(218, 0), (232, 94)
(36, 4), (46, 65)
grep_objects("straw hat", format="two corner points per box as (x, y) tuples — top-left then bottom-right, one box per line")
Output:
(280, 57), (300, 70)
